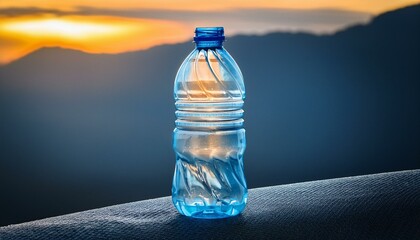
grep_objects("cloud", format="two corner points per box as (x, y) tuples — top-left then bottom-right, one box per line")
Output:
(0, 7), (68, 17)
(0, 6), (372, 34)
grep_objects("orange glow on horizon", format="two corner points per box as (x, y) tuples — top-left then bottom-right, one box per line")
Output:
(0, 0), (419, 65)
(2, 19), (130, 40)
(0, 15), (190, 64)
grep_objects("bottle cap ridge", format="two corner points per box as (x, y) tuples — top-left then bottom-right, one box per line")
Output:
(194, 27), (225, 42)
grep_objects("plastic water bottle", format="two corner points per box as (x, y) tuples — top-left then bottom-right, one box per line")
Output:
(172, 27), (247, 218)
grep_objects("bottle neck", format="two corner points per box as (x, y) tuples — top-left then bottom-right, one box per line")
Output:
(195, 40), (223, 49)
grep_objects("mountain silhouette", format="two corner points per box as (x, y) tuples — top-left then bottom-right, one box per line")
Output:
(0, 5), (419, 226)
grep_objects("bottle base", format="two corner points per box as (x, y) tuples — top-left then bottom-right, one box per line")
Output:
(173, 200), (246, 219)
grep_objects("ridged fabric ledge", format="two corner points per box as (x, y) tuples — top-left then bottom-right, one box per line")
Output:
(1, 170), (419, 239)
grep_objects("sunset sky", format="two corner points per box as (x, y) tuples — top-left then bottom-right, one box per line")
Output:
(0, 0), (419, 65)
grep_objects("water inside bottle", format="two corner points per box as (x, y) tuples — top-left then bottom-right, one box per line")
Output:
(172, 129), (247, 218)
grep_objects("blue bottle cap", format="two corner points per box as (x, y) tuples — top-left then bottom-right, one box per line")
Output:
(194, 27), (225, 42)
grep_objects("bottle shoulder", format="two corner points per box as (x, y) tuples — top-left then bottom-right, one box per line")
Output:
(174, 48), (245, 101)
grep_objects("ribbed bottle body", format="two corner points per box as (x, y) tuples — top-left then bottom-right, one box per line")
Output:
(172, 32), (247, 219)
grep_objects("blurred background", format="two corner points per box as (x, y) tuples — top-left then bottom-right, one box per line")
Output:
(1, 0), (419, 226)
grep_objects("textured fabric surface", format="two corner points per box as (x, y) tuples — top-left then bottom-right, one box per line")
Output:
(1, 170), (419, 240)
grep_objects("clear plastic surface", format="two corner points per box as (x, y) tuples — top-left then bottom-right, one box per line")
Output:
(172, 27), (247, 219)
